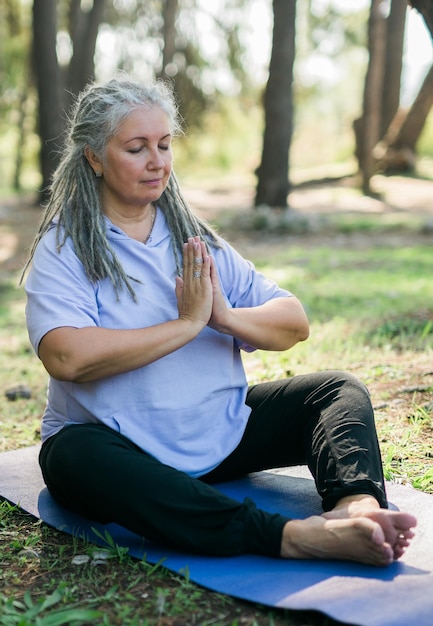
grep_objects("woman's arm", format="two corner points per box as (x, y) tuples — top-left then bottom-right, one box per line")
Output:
(39, 318), (202, 383)
(208, 257), (309, 351)
(39, 240), (213, 383)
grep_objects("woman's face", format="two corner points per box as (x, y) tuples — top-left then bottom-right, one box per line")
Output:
(98, 106), (173, 214)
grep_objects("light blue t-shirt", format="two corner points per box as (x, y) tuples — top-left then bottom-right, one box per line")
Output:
(25, 208), (291, 477)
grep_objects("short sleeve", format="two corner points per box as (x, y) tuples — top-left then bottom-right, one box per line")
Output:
(25, 228), (99, 354)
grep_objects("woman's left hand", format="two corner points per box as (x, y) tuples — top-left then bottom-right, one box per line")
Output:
(208, 256), (230, 332)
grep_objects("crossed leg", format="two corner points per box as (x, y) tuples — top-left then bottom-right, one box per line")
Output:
(280, 494), (417, 566)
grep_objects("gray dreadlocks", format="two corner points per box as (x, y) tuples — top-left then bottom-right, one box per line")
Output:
(21, 77), (221, 299)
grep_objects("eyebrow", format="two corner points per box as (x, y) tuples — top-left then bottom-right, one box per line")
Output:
(125, 133), (172, 144)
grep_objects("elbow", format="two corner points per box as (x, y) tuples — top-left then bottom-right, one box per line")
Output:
(298, 321), (310, 342)
(282, 322), (309, 351)
(39, 345), (86, 382)
(42, 357), (82, 383)
(38, 330), (90, 383)
(282, 303), (310, 349)
(296, 313), (310, 344)
(298, 299), (310, 339)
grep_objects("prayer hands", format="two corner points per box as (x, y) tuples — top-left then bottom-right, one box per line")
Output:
(176, 236), (230, 334)
(175, 237), (213, 329)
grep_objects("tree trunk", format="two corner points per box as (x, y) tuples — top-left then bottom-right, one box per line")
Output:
(381, 0), (407, 137)
(365, 2), (432, 173)
(354, 0), (387, 195)
(161, 0), (179, 76)
(32, 0), (63, 198)
(32, 0), (106, 198)
(394, 63), (433, 148)
(67, 0), (106, 108)
(377, 63), (433, 170)
(255, 0), (296, 208)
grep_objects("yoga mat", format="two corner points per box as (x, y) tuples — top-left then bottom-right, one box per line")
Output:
(0, 446), (432, 626)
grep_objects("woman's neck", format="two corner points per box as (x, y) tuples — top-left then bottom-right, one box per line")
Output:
(104, 203), (156, 243)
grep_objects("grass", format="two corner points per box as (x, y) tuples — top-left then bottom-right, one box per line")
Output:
(0, 207), (432, 624)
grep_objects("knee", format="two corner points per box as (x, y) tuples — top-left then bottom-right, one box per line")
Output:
(341, 371), (371, 401)
(326, 370), (370, 396)
(311, 371), (373, 416)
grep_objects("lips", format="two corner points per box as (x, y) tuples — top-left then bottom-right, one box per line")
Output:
(142, 178), (162, 186)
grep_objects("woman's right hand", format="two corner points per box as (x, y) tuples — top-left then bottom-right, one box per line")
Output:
(175, 237), (213, 329)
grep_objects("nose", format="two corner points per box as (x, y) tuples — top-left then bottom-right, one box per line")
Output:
(147, 147), (165, 169)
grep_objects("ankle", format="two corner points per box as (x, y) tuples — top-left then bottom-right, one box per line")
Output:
(336, 494), (380, 508)
(332, 494), (381, 517)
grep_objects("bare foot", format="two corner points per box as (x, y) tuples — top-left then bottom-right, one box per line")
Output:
(322, 495), (417, 560)
(281, 515), (395, 566)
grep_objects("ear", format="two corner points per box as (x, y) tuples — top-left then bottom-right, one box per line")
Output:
(84, 147), (103, 176)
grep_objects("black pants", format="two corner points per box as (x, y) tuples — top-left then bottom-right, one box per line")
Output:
(39, 371), (387, 558)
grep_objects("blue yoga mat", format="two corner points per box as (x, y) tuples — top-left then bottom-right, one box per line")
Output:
(1, 445), (432, 626)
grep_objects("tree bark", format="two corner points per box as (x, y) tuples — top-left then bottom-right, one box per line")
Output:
(354, 0), (387, 194)
(255, 0), (296, 208)
(366, 2), (433, 173)
(67, 0), (106, 105)
(394, 64), (433, 149)
(377, 63), (433, 170)
(161, 0), (179, 76)
(32, 0), (106, 198)
(32, 0), (63, 198)
(381, 0), (407, 137)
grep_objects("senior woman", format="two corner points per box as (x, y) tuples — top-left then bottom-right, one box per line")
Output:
(23, 77), (416, 565)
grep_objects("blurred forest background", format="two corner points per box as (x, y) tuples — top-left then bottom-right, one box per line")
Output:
(1, 0), (433, 209)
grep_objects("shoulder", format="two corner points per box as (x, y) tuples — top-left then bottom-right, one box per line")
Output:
(212, 238), (259, 282)
(30, 223), (89, 286)
(34, 222), (78, 261)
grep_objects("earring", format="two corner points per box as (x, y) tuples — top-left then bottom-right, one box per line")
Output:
(95, 171), (102, 178)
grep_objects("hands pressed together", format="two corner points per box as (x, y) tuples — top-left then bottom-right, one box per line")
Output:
(175, 236), (227, 332)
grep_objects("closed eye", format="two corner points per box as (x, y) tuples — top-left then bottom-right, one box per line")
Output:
(127, 144), (170, 154)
